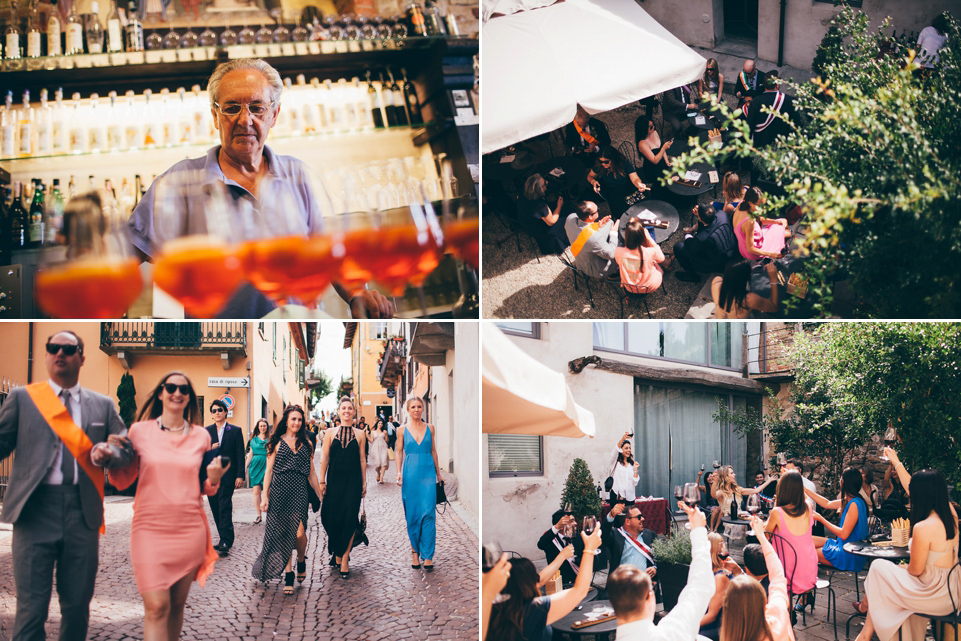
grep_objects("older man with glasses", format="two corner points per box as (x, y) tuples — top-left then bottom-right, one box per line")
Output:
(205, 399), (246, 556)
(128, 58), (393, 319)
(0, 330), (135, 641)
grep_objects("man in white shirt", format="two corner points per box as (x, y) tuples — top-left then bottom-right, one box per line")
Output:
(608, 502), (715, 641)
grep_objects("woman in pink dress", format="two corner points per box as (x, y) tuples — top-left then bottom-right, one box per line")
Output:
(108, 372), (226, 641)
(732, 187), (789, 261)
(764, 472), (818, 610)
(614, 219), (670, 294)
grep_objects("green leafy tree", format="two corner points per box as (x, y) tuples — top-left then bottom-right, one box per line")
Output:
(671, 7), (961, 317)
(560, 458), (602, 519)
(336, 377), (352, 401)
(309, 370), (334, 407)
(116, 372), (137, 427)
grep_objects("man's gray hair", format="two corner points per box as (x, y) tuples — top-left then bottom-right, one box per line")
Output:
(207, 58), (283, 108)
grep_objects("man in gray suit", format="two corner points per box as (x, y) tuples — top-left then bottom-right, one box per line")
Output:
(0, 330), (134, 641)
(564, 201), (621, 279)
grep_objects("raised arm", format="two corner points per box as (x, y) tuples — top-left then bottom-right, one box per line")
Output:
(884, 447), (911, 495)
(751, 516), (789, 612)
(538, 544), (575, 586)
(628, 172), (649, 193)
(804, 485), (841, 511)
(659, 502), (716, 638)
(545, 528), (601, 624)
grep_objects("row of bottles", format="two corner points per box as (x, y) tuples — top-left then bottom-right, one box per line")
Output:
(0, 172), (148, 262)
(0, 70), (422, 158)
(2, 0), (461, 59)
(4, 0), (143, 59)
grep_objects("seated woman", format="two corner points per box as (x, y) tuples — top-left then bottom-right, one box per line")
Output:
(711, 260), (780, 319)
(586, 145), (650, 220)
(699, 532), (739, 641)
(487, 528), (602, 641)
(519, 173), (568, 254)
(856, 463), (959, 641)
(614, 220), (670, 295)
(805, 468), (869, 573)
(634, 113), (673, 188)
(709, 172), (747, 218)
(699, 58), (725, 107)
(764, 472), (818, 609)
(721, 516), (794, 641)
(732, 187), (790, 261)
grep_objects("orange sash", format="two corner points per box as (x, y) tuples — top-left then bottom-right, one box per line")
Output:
(573, 119), (598, 148)
(570, 223), (600, 257)
(26, 382), (106, 533)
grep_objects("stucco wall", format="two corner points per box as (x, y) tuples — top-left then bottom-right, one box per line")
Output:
(642, 0), (720, 49)
(452, 323), (479, 523)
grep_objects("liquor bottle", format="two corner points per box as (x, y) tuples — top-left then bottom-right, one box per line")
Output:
(387, 69), (408, 126)
(106, 90), (122, 150)
(46, 178), (63, 244)
(52, 87), (68, 153)
(406, 2), (426, 37)
(6, 2), (22, 60)
(380, 72), (398, 127)
(65, 1), (83, 54)
(68, 92), (85, 153)
(175, 87), (192, 144)
(367, 71), (384, 128)
(338, 78), (357, 130)
(126, 1), (143, 51)
(46, 0), (62, 56)
(85, 1), (104, 53)
(28, 179), (44, 247)
(158, 87), (174, 146)
(105, 0), (122, 52)
(401, 68), (422, 126)
(298, 75), (319, 134)
(26, 4), (42, 57)
(142, 88), (157, 147)
(18, 90), (33, 157)
(1, 92), (15, 157)
(67, 174), (76, 200)
(10, 182), (28, 250)
(87, 92), (106, 152)
(424, 0), (446, 36)
(36, 88), (52, 154)
(123, 89), (142, 149)
(352, 77), (373, 130)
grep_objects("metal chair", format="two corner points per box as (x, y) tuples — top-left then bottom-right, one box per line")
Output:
(618, 140), (639, 171)
(559, 248), (597, 308)
(769, 531), (835, 634)
(916, 560), (961, 641)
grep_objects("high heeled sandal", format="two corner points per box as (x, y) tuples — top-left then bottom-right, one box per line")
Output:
(296, 560), (307, 583)
(283, 572), (295, 594)
(411, 553), (421, 569)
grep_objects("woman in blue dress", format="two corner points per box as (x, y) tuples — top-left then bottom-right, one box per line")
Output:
(805, 467), (869, 572)
(395, 396), (442, 571)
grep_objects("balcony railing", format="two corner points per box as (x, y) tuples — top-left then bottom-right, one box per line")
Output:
(746, 324), (799, 380)
(379, 337), (407, 388)
(100, 322), (247, 355)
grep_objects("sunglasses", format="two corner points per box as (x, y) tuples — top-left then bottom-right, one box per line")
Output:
(600, 159), (612, 165)
(46, 343), (81, 356)
(163, 383), (191, 395)
(210, 407), (225, 413)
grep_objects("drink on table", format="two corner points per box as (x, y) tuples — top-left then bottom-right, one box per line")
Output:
(152, 236), (244, 318)
(35, 258), (142, 317)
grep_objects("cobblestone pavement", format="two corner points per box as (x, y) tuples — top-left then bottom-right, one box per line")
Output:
(0, 463), (479, 641)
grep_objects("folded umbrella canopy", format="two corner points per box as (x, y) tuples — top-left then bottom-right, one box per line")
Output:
(481, 0), (706, 154)
(482, 324), (595, 437)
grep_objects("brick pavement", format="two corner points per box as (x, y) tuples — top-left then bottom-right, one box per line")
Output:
(0, 463), (479, 641)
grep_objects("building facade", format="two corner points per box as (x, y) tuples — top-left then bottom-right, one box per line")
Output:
(344, 321), (397, 424)
(484, 321), (769, 560)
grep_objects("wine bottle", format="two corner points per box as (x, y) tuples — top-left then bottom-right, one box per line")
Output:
(6, 2), (22, 60)
(1, 92), (15, 157)
(28, 179), (45, 247)
(47, 178), (63, 244)
(367, 71), (384, 128)
(0, 186), (10, 265)
(10, 182), (28, 250)
(85, 1), (104, 53)
(46, 0), (62, 56)
(388, 69), (408, 126)
(125, 1), (143, 51)
(401, 68), (422, 126)
(26, 4), (41, 57)
(65, 1), (83, 54)
(106, 0), (122, 52)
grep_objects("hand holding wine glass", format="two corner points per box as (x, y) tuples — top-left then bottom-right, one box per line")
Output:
(880, 424), (899, 461)
(679, 496), (706, 530)
(682, 482), (700, 529)
(581, 525), (602, 554)
(745, 493), (762, 516)
(582, 516), (601, 555)
(559, 543), (575, 561)
(482, 542), (510, 604)
(882, 446), (900, 465)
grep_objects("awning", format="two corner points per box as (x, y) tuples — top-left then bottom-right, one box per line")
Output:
(482, 324), (595, 437)
(481, 0), (706, 154)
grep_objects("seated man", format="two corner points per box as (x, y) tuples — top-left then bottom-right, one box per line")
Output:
(661, 83), (698, 139)
(608, 505), (657, 577)
(736, 59), (765, 107)
(741, 543), (770, 594)
(519, 174), (569, 254)
(536, 509), (584, 586)
(565, 106), (610, 166)
(608, 502), (714, 641)
(673, 204), (738, 281)
(747, 71), (797, 149)
(564, 201), (619, 279)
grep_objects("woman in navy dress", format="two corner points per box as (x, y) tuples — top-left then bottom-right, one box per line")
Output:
(396, 396), (443, 570)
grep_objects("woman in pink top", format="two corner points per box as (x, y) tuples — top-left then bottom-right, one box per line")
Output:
(732, 187), (789, 261)
(109, 372), (226, 641)
(721, 516), (796, 641)
(614, 219), (671, 294)
(764, 472), (818, 610)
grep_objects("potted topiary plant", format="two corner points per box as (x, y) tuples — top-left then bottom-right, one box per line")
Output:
(559, 458), (602, 519)
(651, 527), (692, 611)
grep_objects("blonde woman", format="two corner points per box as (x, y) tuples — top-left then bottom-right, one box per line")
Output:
(712, 466), (764, 530)
(367, 419), (390, 483)
(396, 396), (443, 570)
(700, 532), (741, 640)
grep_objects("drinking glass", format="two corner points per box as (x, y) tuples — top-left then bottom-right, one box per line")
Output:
(713, 460), (721, 469)
(162, 24), (181, 49)
(880, 424), (898, 461)
(359, 16), (377, 39)
(746, 493), (762, 515)
(375, 17), (392, 39)
(180, 24), (199, 48)
(325, 16), (343, 40)
(389, 15), (407, 39)
(255, 17), (273, 44)
(238, 14), (256, 44)
(482, 542), (510, 604)
(583, 516), (600, 554)
(291, 23), (308, 41)
(682, 482), (700, 529)
(564, 502), (573, 516)
(146, 29), (163, 49)
(199, 18), (217, 46)
(219, 18), (238, 46)
(343, 14), (360, 40)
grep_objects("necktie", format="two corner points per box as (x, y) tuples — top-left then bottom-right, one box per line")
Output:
(60, 389), (76, 485)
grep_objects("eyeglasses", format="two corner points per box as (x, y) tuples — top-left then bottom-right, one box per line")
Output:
(162, 383), (191, 395)
(599, 159), (612, 166)
(213, 101), (273, 117)
(46, 343), (81, 356)
(210, 407), (225, 413)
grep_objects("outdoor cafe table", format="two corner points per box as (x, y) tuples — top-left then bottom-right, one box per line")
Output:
(686, 109), (718, 131)
(842, 541), (911, 640)
(665, 161), (719, 199)
(617, 200), (680, 245)
(552, 599), (617, 640)
(601, 498), (669, 535)
(535, 156), (588, 201)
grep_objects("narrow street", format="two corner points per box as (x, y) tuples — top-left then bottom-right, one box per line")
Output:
(0, 462), (479, 641)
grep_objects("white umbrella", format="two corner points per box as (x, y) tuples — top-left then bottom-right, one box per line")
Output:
(482, 324), (595, 437)
(482, 0), (706, 154)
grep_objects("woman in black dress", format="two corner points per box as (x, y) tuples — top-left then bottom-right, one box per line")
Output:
(586, 145), (650, 219)
(252, 405), (323, 595)
(319, 396), (368, 579)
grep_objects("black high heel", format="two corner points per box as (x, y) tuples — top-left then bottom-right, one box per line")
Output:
(329, 555), (337, 567)
(283, 572), (295, 595)
(297, 559), (307, 583)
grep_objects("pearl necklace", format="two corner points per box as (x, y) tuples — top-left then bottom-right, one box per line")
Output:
(158, 418), (188, 433)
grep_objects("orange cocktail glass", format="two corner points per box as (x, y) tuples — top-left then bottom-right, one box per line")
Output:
(357, 224), (442, 296)
(337, 228), (381, 291)
(443, 218), (479, 269)
(35, 258), (143, 318)
(243, 234), (339, 304)
(153, 236), (244, 318)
